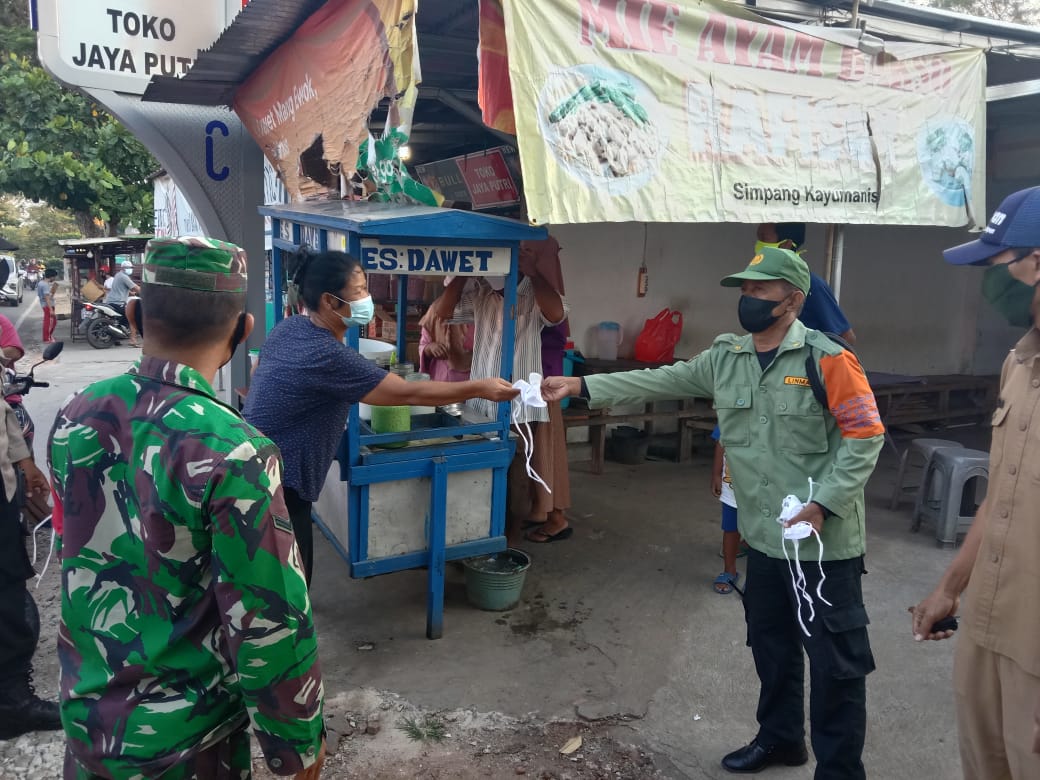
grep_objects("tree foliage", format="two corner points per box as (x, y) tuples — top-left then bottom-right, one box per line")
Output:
(923, 0), (1040, 23)
(0, 16), (157, 237)
(0, 197), (78, 264)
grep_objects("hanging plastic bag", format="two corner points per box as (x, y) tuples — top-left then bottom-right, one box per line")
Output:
(633, 308), (683, 363)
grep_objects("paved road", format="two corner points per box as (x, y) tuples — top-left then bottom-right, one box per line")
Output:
(5, 290), (137, 461)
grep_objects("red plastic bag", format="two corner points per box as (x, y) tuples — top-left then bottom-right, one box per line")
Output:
(633, 308), (683, 363)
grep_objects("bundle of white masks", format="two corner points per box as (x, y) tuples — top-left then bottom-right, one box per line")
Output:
(776, 478), (831, 638)
(510, 373), (551, 494)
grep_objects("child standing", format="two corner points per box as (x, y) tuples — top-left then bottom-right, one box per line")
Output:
(710, 425), (742, 594)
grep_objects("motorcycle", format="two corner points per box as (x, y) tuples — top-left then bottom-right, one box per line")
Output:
(24, 269), (39, 291)
(4, 341), (63, 448)
(3, 341), (63, 631)
(83, 301), (131, 349)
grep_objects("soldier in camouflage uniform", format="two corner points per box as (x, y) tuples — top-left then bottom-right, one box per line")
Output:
(49, 237), (325, 779)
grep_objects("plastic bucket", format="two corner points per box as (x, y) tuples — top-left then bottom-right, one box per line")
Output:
(463, 549), (531, 611)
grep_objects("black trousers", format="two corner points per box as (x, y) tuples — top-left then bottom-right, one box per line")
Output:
(0, 484), (36, 676)
(283, 486), (313, 588)
(744, 549), (875, 780)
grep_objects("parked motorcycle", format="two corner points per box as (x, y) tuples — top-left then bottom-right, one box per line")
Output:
(83, 301), (131, 349)
(3, 340), (64, 448)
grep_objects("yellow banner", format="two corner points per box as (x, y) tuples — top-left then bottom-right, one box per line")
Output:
(503, 0), (986, 226)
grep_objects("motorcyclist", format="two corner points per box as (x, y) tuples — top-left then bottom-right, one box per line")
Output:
(102, 260), (141, 347)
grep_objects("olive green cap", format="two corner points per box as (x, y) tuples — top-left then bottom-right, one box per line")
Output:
(720, 247), (811, 295)
(143, 236), (248, 293)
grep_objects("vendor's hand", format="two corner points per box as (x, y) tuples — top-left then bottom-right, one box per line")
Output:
(711, 474), (722, 498)
(783, 501), (825, 534)
(909, 590), (959, 641)
(477, 378), (520, 402)
(292, 738), (325, 779)
(16, 458), (48, 497)
(424, 342), (449, 359)
(541, 376), (579, 403)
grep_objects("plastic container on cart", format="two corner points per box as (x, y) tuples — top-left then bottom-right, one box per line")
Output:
(406, 371), (435, 416)
(463, 549), (531, 611)
(358, 339), (397, 421)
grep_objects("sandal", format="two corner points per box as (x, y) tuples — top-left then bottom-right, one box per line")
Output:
(713, 572), (740, 595)
(524, 525), (573, 544)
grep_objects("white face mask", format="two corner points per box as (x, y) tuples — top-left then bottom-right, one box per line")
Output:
(486, 276), (506, 292)
(510, 373), (551, 495)
(776, 478), (832, 638)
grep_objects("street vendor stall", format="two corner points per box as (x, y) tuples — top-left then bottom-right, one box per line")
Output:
(259, 201), (546, 638)
(58, 237), (149, 341)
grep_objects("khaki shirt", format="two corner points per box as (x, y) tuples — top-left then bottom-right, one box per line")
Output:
(0, 400), (31, 500)
(964, 327), (1040, 677)
(586, 320), (884, 560)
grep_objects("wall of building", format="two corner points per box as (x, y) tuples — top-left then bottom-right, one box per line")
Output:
(552, 217), (1015, 379)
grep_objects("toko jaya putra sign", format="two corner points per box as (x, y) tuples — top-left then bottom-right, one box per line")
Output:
(34, 1), (244, 95)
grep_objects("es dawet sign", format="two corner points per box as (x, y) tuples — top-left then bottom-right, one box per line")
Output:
(359, 241), (511, 276)
(35, 1), (233, 95)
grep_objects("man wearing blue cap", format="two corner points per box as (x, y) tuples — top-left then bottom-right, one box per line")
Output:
(911, 186), (1040, 779)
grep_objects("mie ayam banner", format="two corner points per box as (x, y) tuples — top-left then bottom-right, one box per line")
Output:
(502, 0), (986, 226)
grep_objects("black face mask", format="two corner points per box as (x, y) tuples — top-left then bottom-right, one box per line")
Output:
(981, 253), (1037, 328)
(738, 295), (785, 333)
(226, 312), (248, 363)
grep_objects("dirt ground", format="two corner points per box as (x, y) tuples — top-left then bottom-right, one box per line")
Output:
(1, 527), (668, 780)
(253, 689), (664, 780)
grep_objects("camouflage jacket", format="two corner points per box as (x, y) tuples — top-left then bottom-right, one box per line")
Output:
(48, 357), (324, 777)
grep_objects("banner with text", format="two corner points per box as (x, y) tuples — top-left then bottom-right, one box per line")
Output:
(234, 0), (418, 200)
(359, 240), (511, 275)
(502, 0), (986, 226)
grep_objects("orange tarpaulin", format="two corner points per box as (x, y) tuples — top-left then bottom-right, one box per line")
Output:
(478, 0), (515, 135)
(233, 0), (419, 200)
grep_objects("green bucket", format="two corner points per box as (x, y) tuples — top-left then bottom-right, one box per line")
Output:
(462, 549), (531, 611)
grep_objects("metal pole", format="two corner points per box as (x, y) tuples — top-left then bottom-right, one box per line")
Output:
(831, 226), (846, 305)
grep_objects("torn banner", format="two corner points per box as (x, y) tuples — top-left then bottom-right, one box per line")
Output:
(233, 0), (423, 201)
(501, 0), (986, 226)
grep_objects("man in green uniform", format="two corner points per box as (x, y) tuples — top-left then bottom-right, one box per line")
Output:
(49, 237), (325, 779)
(543, 248), (884, 779)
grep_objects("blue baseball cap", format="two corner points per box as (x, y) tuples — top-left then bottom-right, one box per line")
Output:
(944, 186), (1040, 266)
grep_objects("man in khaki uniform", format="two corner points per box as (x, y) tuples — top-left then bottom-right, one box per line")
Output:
(912, 185), (1040, 779)
(545, 248), (884, 778)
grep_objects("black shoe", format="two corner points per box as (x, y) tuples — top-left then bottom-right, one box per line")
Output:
(0, 671), (62, 739)
(721, 738), (809, 774)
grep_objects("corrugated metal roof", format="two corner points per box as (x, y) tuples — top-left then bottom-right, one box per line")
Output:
(259, 200), (546, 241)
(142, 0), (326, 106)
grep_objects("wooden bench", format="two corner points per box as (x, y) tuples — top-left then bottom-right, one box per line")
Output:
(563, 398), (715, 474)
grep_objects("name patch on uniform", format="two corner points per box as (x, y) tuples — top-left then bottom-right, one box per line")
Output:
(784, 376), (811, 387)
(273, 515), (293, 534)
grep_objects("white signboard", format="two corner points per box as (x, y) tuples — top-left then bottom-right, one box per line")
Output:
(359, 241), (511, 276)
(35, 1), (238, 95)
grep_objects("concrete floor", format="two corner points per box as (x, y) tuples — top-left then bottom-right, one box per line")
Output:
(307, 426), (990, 780)
(24, 330), (982, 779)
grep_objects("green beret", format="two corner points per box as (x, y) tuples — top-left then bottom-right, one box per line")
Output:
(143, 236), (247, 293)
